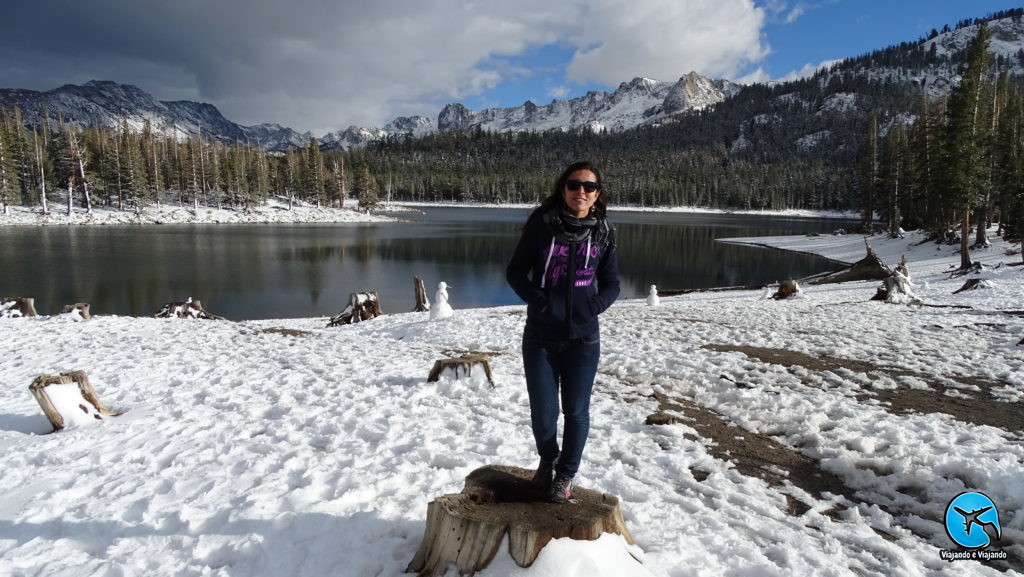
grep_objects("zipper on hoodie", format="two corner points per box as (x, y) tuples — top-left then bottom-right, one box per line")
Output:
(566, 239), (577, 339)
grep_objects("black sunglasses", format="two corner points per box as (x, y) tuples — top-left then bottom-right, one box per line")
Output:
(565, 179), (601, 193)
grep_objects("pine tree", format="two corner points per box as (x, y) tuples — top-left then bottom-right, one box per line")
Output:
(943, 23), (992, 269)
(997, 82), (1024, 261)
(857, 111), (880, 232)
(879, 120), (908, 236)
(354, 162), (379, 213)
(0, 108), (21, 214)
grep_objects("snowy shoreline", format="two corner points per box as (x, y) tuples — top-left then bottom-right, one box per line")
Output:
(0, 229), (1021, 576)
(0, 198), (399, 226)
(0, 199), (860, 227)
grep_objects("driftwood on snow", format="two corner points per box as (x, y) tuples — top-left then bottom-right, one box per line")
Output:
(154, 298), (225, 320)
(427, 353), (495, 387)
(1, 297), (38, 317)
(328, 291), (382, 326)
(812, 239), (892, 285)
(413, 276), (430, 312)
(29, 370), (120, 432)
(406, 464), (635, 577)
(952, 278), (993, 294)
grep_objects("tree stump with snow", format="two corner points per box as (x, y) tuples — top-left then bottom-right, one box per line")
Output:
(29, 370), (120, 432)
(62, 303), (91, 319)
(413, 276), (430, 312)
(154, 298), (225, 320)
(1, 297), (38, 317)
(328, 291), (382, 326)
(406, 465), (634, 577)
(872, 256), (921, 304)
(812, 239), (892, 285)
(771, 280), (800, 299)
(427, 353), (495, 387)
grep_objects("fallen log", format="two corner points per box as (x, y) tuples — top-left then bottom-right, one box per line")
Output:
(407, 465), (634, 576)
(812, 239), (892, 285)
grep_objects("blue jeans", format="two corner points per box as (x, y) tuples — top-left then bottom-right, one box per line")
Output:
(521, 326), (601, 479)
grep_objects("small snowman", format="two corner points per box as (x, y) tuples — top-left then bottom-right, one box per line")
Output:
(430, 281), (454, 320)
(646, 284), (660, 306)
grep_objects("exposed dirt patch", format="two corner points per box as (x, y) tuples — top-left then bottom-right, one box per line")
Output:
(648, 390), (854, 519)
(702, 344), (1022, 433)
(258, 327), (313, 337)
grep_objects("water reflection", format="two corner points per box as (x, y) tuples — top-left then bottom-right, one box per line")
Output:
(0, 208), (853, 320)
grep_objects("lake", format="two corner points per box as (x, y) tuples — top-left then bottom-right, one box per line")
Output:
(0, 207), (855, 320)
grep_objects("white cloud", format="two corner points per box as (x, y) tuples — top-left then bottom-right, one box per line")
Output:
(563, 0), (769, 86)
(548, 86), (571, 99)
(785, 4), (806, 23)
(0, 0), (772, 134)
(775, 58), (844, 82)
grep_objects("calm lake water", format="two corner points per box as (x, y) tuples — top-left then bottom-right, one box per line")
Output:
(0, 207), (855, 320)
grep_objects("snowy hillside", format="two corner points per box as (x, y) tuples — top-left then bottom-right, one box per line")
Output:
(0, 80), (312, 152)
(0, 227), (1020, 576)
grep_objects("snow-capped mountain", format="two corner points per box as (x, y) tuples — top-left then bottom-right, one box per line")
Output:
(0, 80), (312, 152)
(319, 115), (433, 150)
(317, 72), (736, 150)
(1, 72), (737, 152)
(434, 73), (740, 134)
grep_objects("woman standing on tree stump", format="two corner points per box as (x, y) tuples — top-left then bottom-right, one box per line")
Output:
(506, 161), (621, 503)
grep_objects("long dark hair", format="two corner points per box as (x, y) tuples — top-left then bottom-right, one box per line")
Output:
(525, 161), (607, 223)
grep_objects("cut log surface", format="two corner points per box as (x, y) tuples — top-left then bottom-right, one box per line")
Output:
(407, 465), (634, 577)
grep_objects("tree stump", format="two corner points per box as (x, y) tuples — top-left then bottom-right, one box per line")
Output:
(771, 280), (800, 299)
(62, 303), (91, 319)
(413, 276), (430, 312)
(406, 465), (635, 577)
(154, 297), (225, 320)
(812, 239), (892, 285)
(29, 370), (120, 431)
(328, 291), (383, 326)
(871, 256), (921, 304)
(1, 297), (38, 317)
(427, 354), (495, 387)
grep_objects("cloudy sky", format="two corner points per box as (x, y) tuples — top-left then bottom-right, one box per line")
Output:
(1, 0), (1020, 135)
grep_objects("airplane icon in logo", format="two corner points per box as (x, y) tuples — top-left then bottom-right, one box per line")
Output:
(954, 506), (1002, 542)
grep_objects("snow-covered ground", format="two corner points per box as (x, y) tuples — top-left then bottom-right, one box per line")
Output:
(0, 198), (399, 226)
(1, 227), (1021, 576)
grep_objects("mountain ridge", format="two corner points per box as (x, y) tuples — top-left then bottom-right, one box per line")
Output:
(1, 11), (1022, 153)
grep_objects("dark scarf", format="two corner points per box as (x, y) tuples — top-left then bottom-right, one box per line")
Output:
(543, 208), (615, 248)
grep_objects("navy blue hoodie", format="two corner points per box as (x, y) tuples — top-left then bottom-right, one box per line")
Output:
(506, 209), (621, 340)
